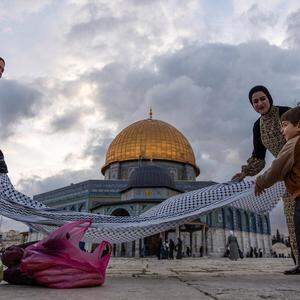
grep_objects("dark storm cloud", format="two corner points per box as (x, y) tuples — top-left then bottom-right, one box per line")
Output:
(49, 110), (82, 133)
(148, 42), (299, 134)
(0, 79), (43, 139)
(67, 1), (143, 50)
(285, 9), (300, 48)
(83, 128), (114, 167)
(65, 1), (170, 64)
(68, 15), (134, 41)
(82, 40), (300, 182)
(242, 4), (278, 29)
(86, 63), (161, 122)
(17, 168), (100, 197)
(127, 0), (159, 5)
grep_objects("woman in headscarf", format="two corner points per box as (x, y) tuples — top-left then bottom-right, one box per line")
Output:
(226, 231), (239, 261)
(231, 85), (298, 274)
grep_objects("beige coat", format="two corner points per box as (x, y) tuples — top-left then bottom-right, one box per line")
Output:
(256, 135), (300, 199)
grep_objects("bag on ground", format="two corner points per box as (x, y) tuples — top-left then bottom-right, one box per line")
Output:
(20, 220), (112, 288)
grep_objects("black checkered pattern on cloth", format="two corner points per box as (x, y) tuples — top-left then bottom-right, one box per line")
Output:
(0, 174), (286, 243)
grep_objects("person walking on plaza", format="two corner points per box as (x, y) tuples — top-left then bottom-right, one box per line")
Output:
(169, 239), (175, 259)
(161, 240), (167, 259)
(199, 245), (204, 257)
(164, 240), (169, 259)
(255, 106), (300, 274)
(157, 238), (162, 260)
(231, 85), (298, 271)
(186, 246), (191, 257)
(226, 231), (239, 261)
(249, 246), (254, 258)
(176, 237), (183, 259)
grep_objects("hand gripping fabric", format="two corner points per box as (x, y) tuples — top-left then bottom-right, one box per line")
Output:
(20, 220), (112, 288)
(0, 173), (286, 243)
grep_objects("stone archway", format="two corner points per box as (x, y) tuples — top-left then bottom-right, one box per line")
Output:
(111, 208), (130, 256)
(144, 234), (161, 257)
(111, 208), (130, 216)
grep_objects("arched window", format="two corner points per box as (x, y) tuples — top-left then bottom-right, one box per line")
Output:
(244, 212), (250, 232)
(258, 215), (264, 234)
(226, 207), (234, 230)
(251, 213), (257, 232)
(128, 167), (136, 178)
(236, 210), (242, 231)
(207, 212), (212, 226)
(265, 215), (270, 234)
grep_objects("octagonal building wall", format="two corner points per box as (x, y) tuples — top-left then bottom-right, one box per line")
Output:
(104, 160), (197, 181)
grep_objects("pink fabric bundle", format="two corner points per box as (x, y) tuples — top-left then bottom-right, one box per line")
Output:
(20, 220), (111, 288)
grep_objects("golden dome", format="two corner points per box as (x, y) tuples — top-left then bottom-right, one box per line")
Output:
(101, 118), (200, 175)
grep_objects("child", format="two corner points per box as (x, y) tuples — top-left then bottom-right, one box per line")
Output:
(255, 106), (300, 275)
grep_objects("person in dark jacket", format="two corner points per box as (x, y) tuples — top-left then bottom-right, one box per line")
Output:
(169, 239), (175, 259)
(226, 231), (239, 261)
(157, 238), (162, 260)
(249, 246), (254, 258)
(176, 237), (183, 259)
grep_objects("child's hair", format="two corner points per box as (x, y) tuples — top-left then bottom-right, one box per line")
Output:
(0, 57), (5, 64)
(281, 106), (300, 126)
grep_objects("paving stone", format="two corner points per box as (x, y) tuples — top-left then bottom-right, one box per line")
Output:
(1, 258), (299, 300)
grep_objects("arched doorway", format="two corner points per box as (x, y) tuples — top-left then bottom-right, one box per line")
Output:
(144, 234), (161, 257)
(111, 208), (130, 256)
(111, 208), (130, 217)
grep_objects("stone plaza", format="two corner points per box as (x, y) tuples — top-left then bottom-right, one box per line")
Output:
(1, 257), (300, 300)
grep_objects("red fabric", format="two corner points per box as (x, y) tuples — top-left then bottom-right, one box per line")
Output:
(20, 220), (111, 288)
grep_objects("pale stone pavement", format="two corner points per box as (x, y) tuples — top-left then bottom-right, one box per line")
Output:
(1, 257), (300, 300)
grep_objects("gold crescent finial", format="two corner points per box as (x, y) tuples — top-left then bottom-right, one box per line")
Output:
(149, 107), (153, 119)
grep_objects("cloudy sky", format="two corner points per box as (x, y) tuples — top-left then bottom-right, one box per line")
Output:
(1, 0), (300, 234)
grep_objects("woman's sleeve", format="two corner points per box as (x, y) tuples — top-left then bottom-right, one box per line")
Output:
(278, 106), (291, 116)
(241, 121), (266, 176)
(0, 150), (8, 174)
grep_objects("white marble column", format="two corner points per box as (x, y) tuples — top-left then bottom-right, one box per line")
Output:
(175, 226), (180, 238)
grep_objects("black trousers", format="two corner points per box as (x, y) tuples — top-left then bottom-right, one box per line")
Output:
(294, 198), (300, 263)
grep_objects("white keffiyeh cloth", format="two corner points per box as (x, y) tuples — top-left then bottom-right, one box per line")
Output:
(0, 174), (285, 243)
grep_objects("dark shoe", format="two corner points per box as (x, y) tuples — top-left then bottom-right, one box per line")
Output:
(284, 266), (300, 275)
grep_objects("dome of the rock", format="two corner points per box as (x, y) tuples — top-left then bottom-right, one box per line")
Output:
(101, 118), (199, 176)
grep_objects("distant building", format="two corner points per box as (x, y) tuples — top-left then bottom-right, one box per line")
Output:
(33, 113), (272, 257)
(272, 242), (291, 258)
(0, 230), (28, 249)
